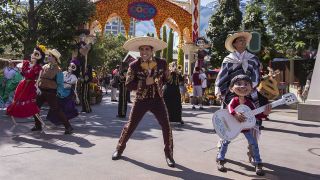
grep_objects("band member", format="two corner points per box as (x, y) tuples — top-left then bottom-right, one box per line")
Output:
(6, 46), (45, 124)
(111, 36), (175, 167)
(46, 62), (79, 125)
(216, 75), (271, 176)
(34, 49), (73, 134)
(117, 69), (127, 118)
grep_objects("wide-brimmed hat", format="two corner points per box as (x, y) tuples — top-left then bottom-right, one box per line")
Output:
(47, 49), (61, 64)
(123, 36), (167, 52)
(225, 32), (252, 52)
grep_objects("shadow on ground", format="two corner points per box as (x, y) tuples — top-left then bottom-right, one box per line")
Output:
(122, 156), (231, 180)
(227, 159), (320, 180)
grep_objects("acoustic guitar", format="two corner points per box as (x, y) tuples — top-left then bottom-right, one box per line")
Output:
(257, 67), (280, 100)
(212, 93), (297, 141)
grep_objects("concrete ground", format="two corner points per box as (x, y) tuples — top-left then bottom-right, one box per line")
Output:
(0, 93), (319, 180)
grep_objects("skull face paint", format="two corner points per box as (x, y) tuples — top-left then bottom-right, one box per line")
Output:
(68, 63), (77, 73)
(31, 49), (42, 64)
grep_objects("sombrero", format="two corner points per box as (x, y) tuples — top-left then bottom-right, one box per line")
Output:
(123, 36), (167, 52)
(47, 49), (61, 64)
(225, 32), (252, 52)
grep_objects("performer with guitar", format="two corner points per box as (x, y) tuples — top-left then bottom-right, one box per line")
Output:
(216, 75), (271, 176)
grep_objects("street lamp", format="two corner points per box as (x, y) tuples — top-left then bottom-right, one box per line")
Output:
(286, 48), (295, 85)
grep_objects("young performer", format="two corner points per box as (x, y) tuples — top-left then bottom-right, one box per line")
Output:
(216, 75), (271, 176)
(111, 36), (175, 167)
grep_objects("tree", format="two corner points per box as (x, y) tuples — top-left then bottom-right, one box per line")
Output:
(88, 33), (128, 72)
(166, 28), (174, 63)
(206, 0), (242, 68)
(242, 0), (271, 66)
(0, 0), (95, 60)
(162, 26), (167, 58)
(264, 0), (320, 56)
(177, 48), (184, 70)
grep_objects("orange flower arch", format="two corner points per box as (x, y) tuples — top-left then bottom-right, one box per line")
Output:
(91, 0), (193, 42)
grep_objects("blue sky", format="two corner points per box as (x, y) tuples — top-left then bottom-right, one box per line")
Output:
(135, 0), (216, 48)
(135, 1), (214, 36)
(134, 0), (248, 49)
(201, 0), (213, 6)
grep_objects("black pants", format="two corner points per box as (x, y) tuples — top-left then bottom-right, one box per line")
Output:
(34, 89), (71, 128)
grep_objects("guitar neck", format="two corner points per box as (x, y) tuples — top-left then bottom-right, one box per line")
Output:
(251, 98), (284, 116)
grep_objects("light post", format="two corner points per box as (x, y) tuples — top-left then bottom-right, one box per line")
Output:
(286, 48), (295, 85)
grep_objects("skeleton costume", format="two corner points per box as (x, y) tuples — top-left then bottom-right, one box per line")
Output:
(46, 62), (79, 125)
(6, 46), (45, 118)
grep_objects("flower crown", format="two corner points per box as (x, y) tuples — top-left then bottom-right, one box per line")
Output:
(37, 45), (47, 54)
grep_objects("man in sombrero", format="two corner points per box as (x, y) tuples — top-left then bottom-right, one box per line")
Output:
(215, 32), (261, 108)
(111, 36), (175, 167)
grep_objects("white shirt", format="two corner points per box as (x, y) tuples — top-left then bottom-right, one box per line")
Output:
(63, 71), (77, 89)
(199, 72), (207, 88)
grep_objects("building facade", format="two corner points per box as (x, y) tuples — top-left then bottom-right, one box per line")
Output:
(105, 17), (136, 36)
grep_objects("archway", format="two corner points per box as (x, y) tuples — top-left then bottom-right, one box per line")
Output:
(91, 0), (193, 43)
(90, 0), (201, 75)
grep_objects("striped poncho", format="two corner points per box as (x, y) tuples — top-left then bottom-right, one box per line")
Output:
(215, 51), (261, 97)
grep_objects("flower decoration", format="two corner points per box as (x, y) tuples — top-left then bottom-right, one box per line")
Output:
(37, 45), (47, 54)
(92, 0), (192, 41)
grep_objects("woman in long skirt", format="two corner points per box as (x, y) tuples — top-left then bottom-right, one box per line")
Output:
(163, 62), (183, 124)
(6, 46), (45, 121)
(46, 62), (79, 125)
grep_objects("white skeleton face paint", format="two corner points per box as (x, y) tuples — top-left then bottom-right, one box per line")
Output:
(68, 63), (77, 72)
(31, 49), (42, 64)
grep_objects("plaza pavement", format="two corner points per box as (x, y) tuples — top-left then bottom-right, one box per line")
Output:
(0, 93), (319, 180)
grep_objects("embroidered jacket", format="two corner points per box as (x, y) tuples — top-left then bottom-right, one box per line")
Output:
(126, 57), (168, 100)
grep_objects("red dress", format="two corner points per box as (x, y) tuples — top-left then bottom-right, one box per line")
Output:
(6, 61), (42, 118)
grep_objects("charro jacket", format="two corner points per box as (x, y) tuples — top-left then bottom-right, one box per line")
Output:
(126, 57), (168, 100)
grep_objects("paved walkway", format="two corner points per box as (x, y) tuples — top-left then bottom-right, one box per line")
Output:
(0, 94), (319, 180)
